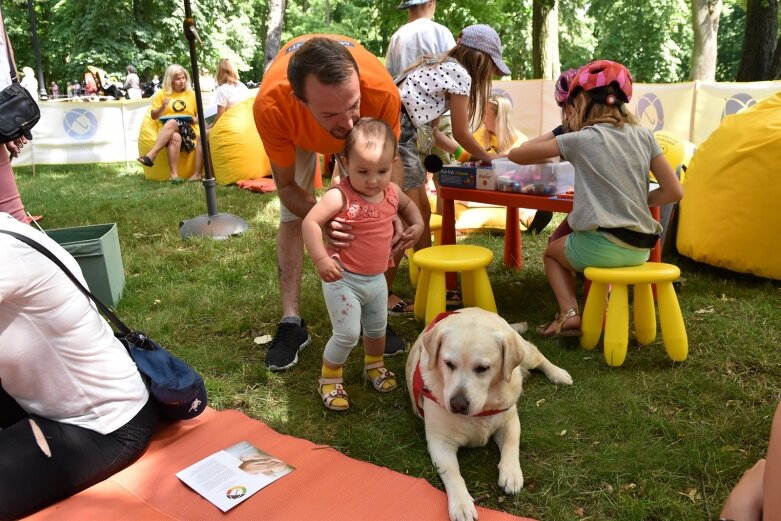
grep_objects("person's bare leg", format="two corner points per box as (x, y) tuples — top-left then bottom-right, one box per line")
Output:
(191, 137), (203, 180)
(405, 184), (432, 251)
(144, 120), (178, 163)
(278, 219), (303, 318)
(167, 132), (182, 179)
(385, 184), (432, 310)
(540, 237), (580, 335)
(764, 400), (781, 519)
(720, 459), (764, 521)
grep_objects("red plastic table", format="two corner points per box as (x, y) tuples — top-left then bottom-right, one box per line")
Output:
(438, 186), (661, 286)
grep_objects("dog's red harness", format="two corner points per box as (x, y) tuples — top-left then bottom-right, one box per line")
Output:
(413, 311), (510, 418)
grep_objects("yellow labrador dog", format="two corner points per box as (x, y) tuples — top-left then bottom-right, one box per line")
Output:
(406, 308), (573, 521)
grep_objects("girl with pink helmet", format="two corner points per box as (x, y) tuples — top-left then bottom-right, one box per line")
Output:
(508, 60), (684, 339)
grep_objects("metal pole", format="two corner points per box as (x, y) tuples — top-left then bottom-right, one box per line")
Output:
(178, 0), (249, 240)
(182, 1), (217, 216)
(26, 0), (47, 100)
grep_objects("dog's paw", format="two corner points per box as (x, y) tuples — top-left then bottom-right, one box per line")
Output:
(545, 365), (574, 386)
(498, 462), (524, 494)
(509, 321), (528, 335)
(448, 492), (478, 521)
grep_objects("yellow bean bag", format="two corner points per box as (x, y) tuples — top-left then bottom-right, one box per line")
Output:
(454, 204), (536, 233)
(209, 97), (271, 185)
(427, 196), (535, 233)
(137, 114), (198, 181)
(676, 92), (781, 280)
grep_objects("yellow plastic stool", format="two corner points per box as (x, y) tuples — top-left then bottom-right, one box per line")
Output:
(580, 262), (687, 367)
(413, 244), (496, 325)
(409, 214), (443, 288)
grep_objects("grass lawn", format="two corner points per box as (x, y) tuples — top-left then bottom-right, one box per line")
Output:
(16, 162), (781, 521)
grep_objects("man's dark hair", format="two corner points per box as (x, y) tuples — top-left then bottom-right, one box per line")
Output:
(288, 38), (360, 102)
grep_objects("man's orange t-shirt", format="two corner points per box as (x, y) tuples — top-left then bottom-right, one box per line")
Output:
(253, 34), (401, 168)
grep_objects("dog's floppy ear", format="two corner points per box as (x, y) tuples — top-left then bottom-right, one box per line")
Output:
(422, 323), (445, 371)
(500, 328), (526, 383)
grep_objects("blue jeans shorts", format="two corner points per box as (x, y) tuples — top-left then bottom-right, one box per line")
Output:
(398, 111), (427, 192)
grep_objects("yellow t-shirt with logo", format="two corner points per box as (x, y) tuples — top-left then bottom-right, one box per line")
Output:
(151, 89), (197, 120)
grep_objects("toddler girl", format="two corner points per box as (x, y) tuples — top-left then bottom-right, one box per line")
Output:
(508, 60), (684, 338)
(303, 118), (424, 410)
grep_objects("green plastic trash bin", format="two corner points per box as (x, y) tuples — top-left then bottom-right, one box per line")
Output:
(46, 223), (125, 307)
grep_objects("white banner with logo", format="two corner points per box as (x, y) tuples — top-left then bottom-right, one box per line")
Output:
(12, 81), (781, 166)
(492, 80), (780, 147)
(13, 99), (150, 167)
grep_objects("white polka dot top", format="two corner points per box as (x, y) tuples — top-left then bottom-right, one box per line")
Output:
(399, 60), (471, 128)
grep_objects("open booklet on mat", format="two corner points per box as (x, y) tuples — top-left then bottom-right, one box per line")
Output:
(176, 441), (294, 512)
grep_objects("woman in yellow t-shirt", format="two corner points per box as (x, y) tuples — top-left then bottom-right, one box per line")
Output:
(136, 64), (203, 182)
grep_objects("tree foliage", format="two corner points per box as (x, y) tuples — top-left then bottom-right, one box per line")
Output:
(588, 0), (693, 82)
(717, 0), (746, 81)
(1, 0), (771, 95)
(4, 0), (262, 89)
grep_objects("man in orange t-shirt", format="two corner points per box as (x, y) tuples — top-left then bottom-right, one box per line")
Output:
(253, 34), (407, 371)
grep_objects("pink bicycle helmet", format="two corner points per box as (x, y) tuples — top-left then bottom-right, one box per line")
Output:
(554, 68), (578, 106)
(568, 60), (633, 105)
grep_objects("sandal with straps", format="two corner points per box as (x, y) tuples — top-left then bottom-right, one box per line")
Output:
(319, 377), (349, 411)
(136, 155), (154, 167)
(388, 291), (414, 315)
(363, 362), (397, 393)
(536, 308), (582, 339)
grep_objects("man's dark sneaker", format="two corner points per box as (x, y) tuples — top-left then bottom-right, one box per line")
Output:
(527, 210), (553, 234)
(384, 323), (406, 357)
(265, 320), (310, 371)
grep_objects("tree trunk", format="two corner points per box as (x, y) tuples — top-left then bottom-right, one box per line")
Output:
(689, 0), (722, 81)
(736, 0), (778, 80)
(532, 0), (559, 80)
(264, 0), (287, 72)
(772, 32), (781, 79)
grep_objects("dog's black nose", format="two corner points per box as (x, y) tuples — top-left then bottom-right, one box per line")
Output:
(450, 395), (470, 415)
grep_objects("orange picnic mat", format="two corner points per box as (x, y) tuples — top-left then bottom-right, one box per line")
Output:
(27, 408), (533, 521)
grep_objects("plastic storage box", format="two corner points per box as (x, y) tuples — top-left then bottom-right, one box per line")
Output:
(493, 159), (575, 195)
(47, 223), (125, 307)
(438, 161), (494, 190)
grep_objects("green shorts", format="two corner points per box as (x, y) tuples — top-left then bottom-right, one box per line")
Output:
(564, 230), (650, 272)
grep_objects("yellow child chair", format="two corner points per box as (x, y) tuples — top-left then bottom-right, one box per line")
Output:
(580, 262), (688, 367)
(412, 244), (496, 325)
